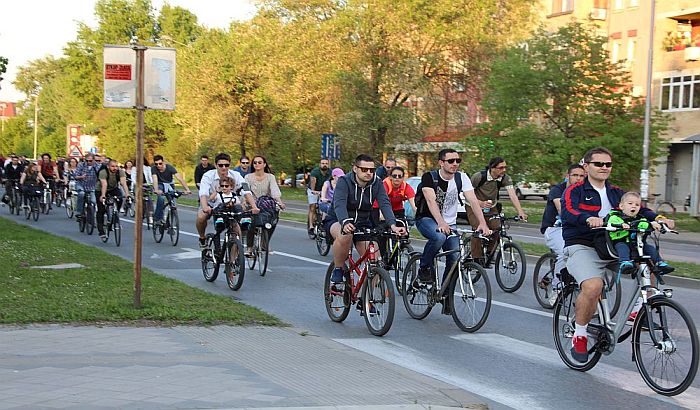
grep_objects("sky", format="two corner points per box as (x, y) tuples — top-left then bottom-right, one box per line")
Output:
(0, 0), (257, 102)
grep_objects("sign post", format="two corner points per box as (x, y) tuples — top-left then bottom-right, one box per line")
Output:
(321, 133), (340, 160)
(104, 42), (175, 308)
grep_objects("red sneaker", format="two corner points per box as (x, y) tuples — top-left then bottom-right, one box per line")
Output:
(571, 335), (588, 363)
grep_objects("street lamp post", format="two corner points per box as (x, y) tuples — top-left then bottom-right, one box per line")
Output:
(640, 0), (656, 203)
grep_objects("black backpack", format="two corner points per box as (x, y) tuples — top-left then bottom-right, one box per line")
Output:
(414, 170), (464, 213)
(475, 168), (504, 200)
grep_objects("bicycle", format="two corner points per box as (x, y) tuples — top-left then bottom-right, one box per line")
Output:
(100, 195), (123, 247)
(311, 198), (329, 254)
(153, 190), (183, 246)
(77, 191), (97, 236)
(648, 193), (676, 219)
(323, 226), (396, 336)
(54, 180), (66, 208)
(122, 194), (135, 217)
(6, 180), (22, 215)
(64, 181), (77, 219)
(533, 250), (621, 316)
(201, 207), (251, 291)
(379, 218), (415, 296)
(402, 228), (491, 332)
(245, 206), (279, 277)
(40, 183), (52, 214)
(470, 212), (527, 293)
(23, 187), (42, 221)
(553, 222), (698, 396)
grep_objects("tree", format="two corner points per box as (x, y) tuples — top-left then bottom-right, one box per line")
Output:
(0, 56), (8, 89)
(469, 22), (669, 188)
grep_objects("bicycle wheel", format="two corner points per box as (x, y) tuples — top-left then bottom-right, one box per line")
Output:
(362, 266), (395, 336)
(113, 214), (121, 247)
(201, 235), (220, 282)
(78, 207), (86, 232)
(553, 285), (603, 371)
(8, 193), (15, 215)
(450, 261), (491, 332)
(323, 262), (351, 322)
(65, 198), (74, 219)
(604, 269), (622, 320)
(168, 209), (179, 246)
(13, 190), (21, 215)
(128, 202), (135, 217)
(55, 190), (64, 208)
(401, 254), (432, 320)
(24, 198), (31, 220)
(86, 204), (95, 235)
(257, 229), (269, 277)
(32, 197), (40, 221)
(494, 241), (527, 293)
(315, 223), (330, 256)
(152, 212), (165, 243)
(245, 228), (257, 270)
(633, 297), (699, 396)
(533, 252), (558, 309)
(393, 243), (414, 296)
(655, 201), (676, 219)
(225, 237), (245, 291)
(144, 199), (152, 230)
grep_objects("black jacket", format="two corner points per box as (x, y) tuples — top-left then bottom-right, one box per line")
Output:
(329, 171), (396, 226)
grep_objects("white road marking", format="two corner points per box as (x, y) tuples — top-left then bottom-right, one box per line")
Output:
(270, 251), (328, 266)
(120, 217), (199, 237)
(333, 337), (546, 410)
(450, 333), (700, 409)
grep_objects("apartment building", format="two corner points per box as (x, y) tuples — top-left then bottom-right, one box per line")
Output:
(543, 0), (700, 215)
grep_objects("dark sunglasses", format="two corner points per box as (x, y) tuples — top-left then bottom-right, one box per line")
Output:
(253, 161), (264, 165)
(588, 161), (613, 168)
(391, 174), (404, 179)
(443, 158), (462, 164)
(240, 161), (250, 165)
(154, 162), (164, 166)
(217, 163), (230, 168)
(220, 184), (230, 188)
(358, 166), (375, 173)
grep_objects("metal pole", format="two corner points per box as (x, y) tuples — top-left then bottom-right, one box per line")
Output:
(133, 43), (146, 309)
(641, 0), (656, 203)
(33, 94), (39, 159)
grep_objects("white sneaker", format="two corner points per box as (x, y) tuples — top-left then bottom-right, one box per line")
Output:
(548, 289), (560, 306)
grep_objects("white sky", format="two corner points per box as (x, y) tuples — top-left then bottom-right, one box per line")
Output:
(0, 0), (257, 102)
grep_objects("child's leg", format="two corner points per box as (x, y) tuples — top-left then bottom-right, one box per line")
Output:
(642, 242), (661, 263)
(614, 241), (631, 261)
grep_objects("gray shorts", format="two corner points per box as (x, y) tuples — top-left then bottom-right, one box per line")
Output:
(563, 244), (615, 285)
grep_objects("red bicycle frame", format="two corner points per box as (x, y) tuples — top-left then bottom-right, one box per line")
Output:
(336, 240), (381, 303)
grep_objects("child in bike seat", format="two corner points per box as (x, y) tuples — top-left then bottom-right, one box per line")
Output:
(605, 191), (674, 276)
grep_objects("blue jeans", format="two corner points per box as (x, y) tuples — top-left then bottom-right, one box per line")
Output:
(416, 217), (459, 282)
(75, 187), (95, 216)
(154, 183), (173, 221)
(614, 241), (661, 263)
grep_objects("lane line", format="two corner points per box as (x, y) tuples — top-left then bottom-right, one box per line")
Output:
(270, 251), (328, 266)
(120, 218), (200, 237)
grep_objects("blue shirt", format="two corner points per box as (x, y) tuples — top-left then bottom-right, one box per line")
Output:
(75, 162), (101, 191)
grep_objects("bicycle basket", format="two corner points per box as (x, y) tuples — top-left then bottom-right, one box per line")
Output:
(254, 209), (277, 228)
(592, 230), (618, 261)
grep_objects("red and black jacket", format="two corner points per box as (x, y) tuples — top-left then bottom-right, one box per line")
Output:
(561, 178), (656, 247)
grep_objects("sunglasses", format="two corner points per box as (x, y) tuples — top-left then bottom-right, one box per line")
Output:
(357, 166), (375, 173)
(442, 158), (462, 164)
(253, 161), (264, 165)
(220, 184), (230, 188)
(217, 163), (230, 168)
(391, 174), (404, 179)
(154, 162), (164, 166)
(240, 161), (249, 165)
(588, 161), (613, 168)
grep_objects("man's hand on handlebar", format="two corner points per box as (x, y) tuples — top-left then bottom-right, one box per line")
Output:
(477, 223), (492, 236)
(437, 222), (451, 235)
(586, 217), (605, 228)
(390, 224), (407, 236)
(342, 222), (355, 235)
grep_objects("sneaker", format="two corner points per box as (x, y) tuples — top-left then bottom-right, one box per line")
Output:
(547, 289), (560, 306)
(245, 248), (254, 257)
(308, 228), (316, 238)
(199, 237), (207, 249)
(626, 310), (638, 324)
(655, 261), (675, 275)
(330, 267), (345, 284)
(441, 298), (452, 315)
(619, 261), (635, 275)
(417, 266), (434, 284)
(99, 234), (107, 241)
(571, 335), (589, 363)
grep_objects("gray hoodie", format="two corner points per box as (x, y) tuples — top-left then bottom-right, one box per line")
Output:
(328, 171), (396, 227)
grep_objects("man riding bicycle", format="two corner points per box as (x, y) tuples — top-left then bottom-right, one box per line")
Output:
(413, 149), (491, 287)
(561, 146), (675, 363)
(74, 153), (101, 219)
(3, 155), (24, 204)
(97, 159), (131, 240)
(326, 154), (407, 284)
(151, 154), (191, 226)
(38, 153), (60, 209)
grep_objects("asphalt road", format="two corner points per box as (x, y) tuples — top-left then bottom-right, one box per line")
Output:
(4, 203), (700, 410)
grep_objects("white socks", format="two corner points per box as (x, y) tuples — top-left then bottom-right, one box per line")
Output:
(574, 323), (588, 338)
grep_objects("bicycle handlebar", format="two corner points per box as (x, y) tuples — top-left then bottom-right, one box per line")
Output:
(598, 222), (678, 235)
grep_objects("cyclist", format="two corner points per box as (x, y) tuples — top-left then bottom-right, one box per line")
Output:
(97, 159), (131, 240)
(123, 160), (134, 191)
(375, 157), (397, 181)
(244, 155), (286, 253)
(196, 153), (259, 248)
(194, 155), (215, 189)
(74, 153), (101, 221)
(233, 155), (252, 177)
(38, 153), (59, 209)
(151, 154), (191, 227)
(325, 154), (406, 284)
(319, 168), (344, 215)
(64, 158), (79, 210)
(468, 157), (528, 266)
(413, 149), (492, 289)
(561, 146), (675, 363)
(307, 158), (331, 236)
(19, 162), (47, 208)
(3, 155), (24, 204)
(540, 164), (586, 304)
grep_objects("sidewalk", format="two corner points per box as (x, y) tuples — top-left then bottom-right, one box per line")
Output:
(0, 325), (486, 409)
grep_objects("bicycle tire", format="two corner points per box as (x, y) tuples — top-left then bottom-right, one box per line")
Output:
(65, 199), (74, 219)
(494, 241), (527, 293)
(113, 213), (121, 247)
(201, 235), (220, 282)
(86, 204), (95, 235)
(533, 252), (558, 309)
(553, 285), (603, 371)
(258, 229), (269, 277)
(128, 203), (135, 217)
(144, 199), (152, 230)
(323, 262), (351, 322)
(315, 223), (330, 256)
(32, 197), (40, 221)
(24, 199), (31, 220)
(15, 191), (21, 215)
(401, 254), (432, 320)
(152, 214), (165, 243)
(450, 261), (491, 332)
(655, 201), (676, 219)
(393, 243), (414, 296)
(169, 209), (179, 246)
(79, 208), (86, 232)
(225, 236), (245, 291)
(55, 190), (64, 208)
(8, 193), (15, 215)
(633, 297), (699, 396)
(245, 229), (257, 270)
(362, 266), (395, 336)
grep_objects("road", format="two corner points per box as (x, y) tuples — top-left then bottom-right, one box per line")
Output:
(5, 204), (700, 410)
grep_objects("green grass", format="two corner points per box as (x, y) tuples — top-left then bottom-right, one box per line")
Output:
(0, 217), (282, 326)
(280, 186), (309, 201)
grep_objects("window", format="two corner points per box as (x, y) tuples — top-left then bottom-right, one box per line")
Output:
(629, 0), (639, 7)
(627, 40), (636, 65)
(611, 41), (621, 63)
(660, 75), (700, 111)
(614, 0), (624, 10)
(551, 0), (573, 14)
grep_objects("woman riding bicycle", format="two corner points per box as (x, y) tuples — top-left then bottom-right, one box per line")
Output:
(244, 155), (286, 254)
(19, 163), (47, 208)
(319, 168), (344, 215)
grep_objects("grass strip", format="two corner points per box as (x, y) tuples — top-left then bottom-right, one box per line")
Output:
(0, 217), (282, 326)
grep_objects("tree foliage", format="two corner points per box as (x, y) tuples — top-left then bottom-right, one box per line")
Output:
(468, 22), (669, 189)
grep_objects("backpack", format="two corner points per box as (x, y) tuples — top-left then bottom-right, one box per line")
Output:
(475, 168), (504, 200)
(414, 170), (464, 213)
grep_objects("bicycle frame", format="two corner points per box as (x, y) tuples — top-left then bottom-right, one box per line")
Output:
(479, 213), (516, 266)
(345, 241), (381, 303)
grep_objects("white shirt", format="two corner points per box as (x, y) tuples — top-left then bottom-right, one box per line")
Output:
(130, 165), (153, 185)
(199, 169), (249, 207)
(438, 171), (474, 226)
(593, 185), (612, 218)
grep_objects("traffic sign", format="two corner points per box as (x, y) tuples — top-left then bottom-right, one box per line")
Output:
(321, 133), (340, 160)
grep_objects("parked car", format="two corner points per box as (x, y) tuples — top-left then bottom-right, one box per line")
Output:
(283, 173), (306, 187)
(499, 181), (550, 200)
(405, 176), (467, 221)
